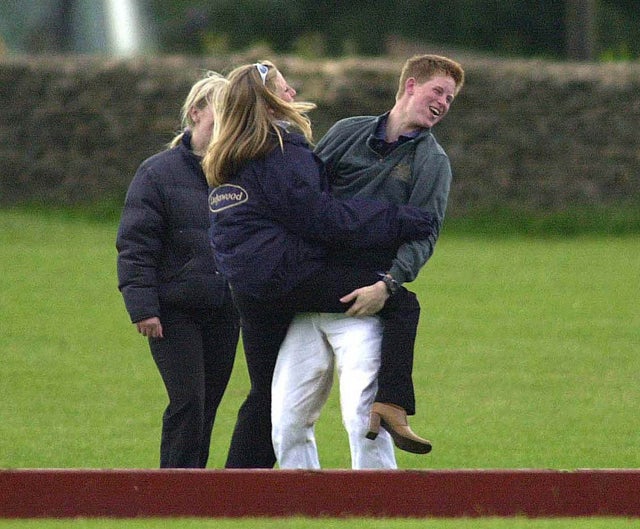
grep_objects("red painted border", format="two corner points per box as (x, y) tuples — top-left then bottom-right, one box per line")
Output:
(1, 469), (639, 518)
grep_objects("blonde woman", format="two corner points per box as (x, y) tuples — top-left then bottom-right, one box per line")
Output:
(203, 61), (438, 468)
(117, 72), (239, 468)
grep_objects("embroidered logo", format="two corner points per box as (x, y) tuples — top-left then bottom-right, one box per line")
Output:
(390, 162), (412, 183)
(209, 184), (248, 212)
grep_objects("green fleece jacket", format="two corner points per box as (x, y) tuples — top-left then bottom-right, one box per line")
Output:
(315, 113), (452, 284)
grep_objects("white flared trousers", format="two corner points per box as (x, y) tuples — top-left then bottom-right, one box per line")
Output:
(272, 313), (396, 469)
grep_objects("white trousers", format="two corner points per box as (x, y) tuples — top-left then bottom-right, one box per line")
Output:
(272, 313), (396, 469)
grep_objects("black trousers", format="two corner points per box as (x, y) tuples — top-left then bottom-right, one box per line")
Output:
(149, 298), (239, 468)
(225, 266), (420, 468)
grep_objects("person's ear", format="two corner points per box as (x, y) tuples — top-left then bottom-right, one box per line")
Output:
(405, 77), (416, 95)
(188, 106), (200, 124)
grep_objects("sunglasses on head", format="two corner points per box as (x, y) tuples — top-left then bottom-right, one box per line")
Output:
(255, 63), (269, 85)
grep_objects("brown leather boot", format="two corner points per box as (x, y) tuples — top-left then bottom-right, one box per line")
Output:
(366, 402), (432, 454)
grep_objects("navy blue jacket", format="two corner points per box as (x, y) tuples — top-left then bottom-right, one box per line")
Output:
(208, 129), (437, 299)
(117, 131), (229, 323)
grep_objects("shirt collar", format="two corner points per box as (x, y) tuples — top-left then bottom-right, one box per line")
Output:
(374, 113), (423, 143)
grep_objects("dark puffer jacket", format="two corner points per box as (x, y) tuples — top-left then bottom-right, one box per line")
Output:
(116, 131), (229, 323)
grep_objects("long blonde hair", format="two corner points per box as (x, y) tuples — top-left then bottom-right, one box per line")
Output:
(202, 61), (316, 187)
(168, 71), (228, 149)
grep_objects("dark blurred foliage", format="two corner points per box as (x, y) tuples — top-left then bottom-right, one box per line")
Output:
(150, 0), (639, 60)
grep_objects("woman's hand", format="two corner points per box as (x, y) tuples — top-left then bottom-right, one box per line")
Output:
(135, 317), (164, 339)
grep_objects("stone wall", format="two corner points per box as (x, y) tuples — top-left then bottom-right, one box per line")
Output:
(1, 54), (639, 218)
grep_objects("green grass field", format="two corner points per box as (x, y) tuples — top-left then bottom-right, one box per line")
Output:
(1, 209), (639, 528)
(1, 518), (640, 529)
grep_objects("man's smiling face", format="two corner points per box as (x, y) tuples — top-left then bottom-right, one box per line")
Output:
(405, 75), (457, 130)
